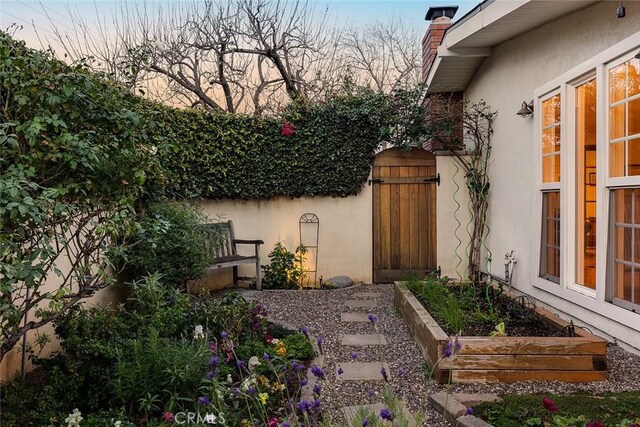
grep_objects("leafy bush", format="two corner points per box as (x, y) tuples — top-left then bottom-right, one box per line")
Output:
(262, 242), (306, 289)
(123, 203), (211, 287)
(110, 328), (210, 418)
(282, 333), (316, 361)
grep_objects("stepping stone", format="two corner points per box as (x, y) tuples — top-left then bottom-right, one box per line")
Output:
(336, 362), (391, 381)
(344, 299), (377, 308)
(342, 402), (417, 427)
(341, 313), (371, 322)
(353, 292), (382, 298)
(342, 334), (387, 346)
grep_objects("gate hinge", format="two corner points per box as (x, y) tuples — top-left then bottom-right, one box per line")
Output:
(424, 173), (440, 186)
(436, 266), (442, 278)
(368, 178), (384, 185)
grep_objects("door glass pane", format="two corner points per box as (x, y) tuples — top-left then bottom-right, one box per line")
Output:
(610, 188), (640, 311)
(609, 63), (626, 104)
(576, 79), (596, 290)
(542, 155), (560, 183)
(610, 142), (625, 177)
(609, 104), (626, 140)
(541, 191), (560, 281)
(629, 58), (640, 98)
(629, 98), (640, 137)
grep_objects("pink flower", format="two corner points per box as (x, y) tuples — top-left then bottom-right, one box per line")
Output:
(586, 422), (605, 427)
(281, 121), (296, 137)
(162, 412), (175, 423)
(267, 418), (280, 427)
(542, 397), (559, 413)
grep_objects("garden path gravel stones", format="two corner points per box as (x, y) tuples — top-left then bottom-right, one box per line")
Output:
(254, 284), (640, 426)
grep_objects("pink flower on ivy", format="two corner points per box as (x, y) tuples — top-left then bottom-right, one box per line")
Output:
(542, 397), (559, 413)
(281, 121), (296, 137)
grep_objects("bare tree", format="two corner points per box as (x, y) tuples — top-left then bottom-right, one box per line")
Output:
(338, 20), (422, 93)
(37, 0), (420, 114)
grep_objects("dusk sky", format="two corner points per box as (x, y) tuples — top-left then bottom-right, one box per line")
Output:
(2, 0), (479, 51)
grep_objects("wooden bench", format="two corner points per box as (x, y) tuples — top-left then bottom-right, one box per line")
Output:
(202, 220), (264, 290)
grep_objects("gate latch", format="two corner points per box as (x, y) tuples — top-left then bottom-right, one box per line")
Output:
(368, 178), (384, 185)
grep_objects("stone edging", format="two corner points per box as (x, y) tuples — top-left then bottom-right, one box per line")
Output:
(428, 392), (500, 426)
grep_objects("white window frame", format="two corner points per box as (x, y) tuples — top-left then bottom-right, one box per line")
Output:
(531, 30), (640, 326)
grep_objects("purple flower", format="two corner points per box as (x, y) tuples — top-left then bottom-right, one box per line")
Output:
(198, 396), (210, 406)
(291, 361), (301, 370)
(314, 398), (321, 410)
(236, 359), (246, 369)
(262, 352), (271, 361)
(362, 419), (369, 427)
(466, 406), (474, 415)
(313, 384), (321, 394)
(300, 326), (309, 338)
(207, 371), (216, 379)
(311, 365), (325, 379)
(298, 400), (313, 413)
(231, 387), (240, 396)
(380, 367), (389, 382)
(455, 338), (462, 351)
(283, 423), (291, 427)
(368, 313), (378, 324)
(210, 356), (219, 367)
(300, 378), (308, 386)
(442, 341), (454, 358)
(337, 366), (344, 375)
(351, 352), (359, 360)
(316, 336), (324, 354)
(247, 386), (257, 395)
(368, 389), (376, 397)
(398, 368), (405, 377)
(221, 331), (228, 338)
(379, 408), (393, 421)
(209, 342), (217, 352)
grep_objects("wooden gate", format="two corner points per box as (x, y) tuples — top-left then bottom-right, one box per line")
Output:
(372, 148), (437, 283)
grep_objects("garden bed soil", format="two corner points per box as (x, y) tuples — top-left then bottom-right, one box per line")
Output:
(434, 284), (564, 337)
(394, 282), (608, 384)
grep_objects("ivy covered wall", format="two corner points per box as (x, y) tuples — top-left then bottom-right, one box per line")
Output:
(149, 92), (396, 200)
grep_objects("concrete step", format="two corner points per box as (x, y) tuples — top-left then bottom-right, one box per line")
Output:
(341, 334), (387, 346)
(341, 313), (371, 323)
(344, 299), (377, 308)
(336, 362), (391, 381)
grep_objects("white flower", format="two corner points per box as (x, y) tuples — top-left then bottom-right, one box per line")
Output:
(227, 374), (233, 383)
(114, 422), (122, 427)
(149, 145), (158, 155)
(194, 325), (205, 339)
(248, 356), (261, 372)
(65, 409), (83, 427)
(270, 338), (280, 345)
(216, 389), (224, 400)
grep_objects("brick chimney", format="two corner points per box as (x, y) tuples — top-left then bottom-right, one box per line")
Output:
(422, 6), (458, 83)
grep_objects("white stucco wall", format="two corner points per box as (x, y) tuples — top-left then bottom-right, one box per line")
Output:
(437, 155), (472, 280)
(197, 188), (374, 288)
(452, 1), (640, 351)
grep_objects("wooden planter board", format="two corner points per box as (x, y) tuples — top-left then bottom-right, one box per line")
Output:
(394, 282), (608, 384)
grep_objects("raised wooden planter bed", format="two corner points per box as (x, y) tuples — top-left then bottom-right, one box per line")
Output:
(394, 282), (608, 384)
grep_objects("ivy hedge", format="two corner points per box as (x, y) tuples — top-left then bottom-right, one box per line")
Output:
(149, 92), (397, 200)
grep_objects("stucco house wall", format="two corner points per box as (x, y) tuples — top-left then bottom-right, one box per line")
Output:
(443, 1), (640, 351)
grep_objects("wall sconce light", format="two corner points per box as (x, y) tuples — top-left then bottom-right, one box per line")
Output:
(517, 100), (534, 118)
(635, 50), (640, 59)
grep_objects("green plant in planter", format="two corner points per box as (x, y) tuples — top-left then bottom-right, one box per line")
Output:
(261, 242), (307, 289)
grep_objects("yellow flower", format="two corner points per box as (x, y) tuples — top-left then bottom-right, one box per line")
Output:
(258, 392), (269, 405)
(241, 419), (252, 427)
(257, 375), (269, 386)
(270, 382), (284, 392)
(275, 342), (287, 357)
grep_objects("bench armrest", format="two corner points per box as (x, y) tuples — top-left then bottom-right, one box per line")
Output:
(233, 239), (264, 245)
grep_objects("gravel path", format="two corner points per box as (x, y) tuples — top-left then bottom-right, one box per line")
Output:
(254, 284), (640, 427)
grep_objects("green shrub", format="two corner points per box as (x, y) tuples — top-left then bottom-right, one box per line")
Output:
(111, 328), (210, 418)
(262, 242), (306, 289)
(124, 202), (210, 287)
(122, 273), (192, 339)
(282, 333), (316, 361)
(0, 375), (65, 427)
